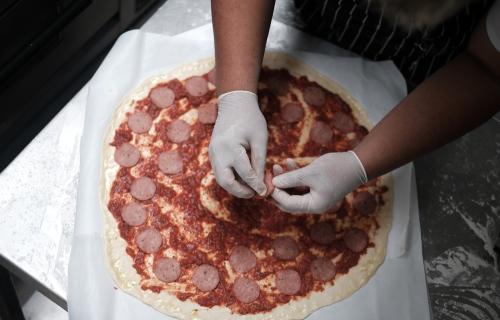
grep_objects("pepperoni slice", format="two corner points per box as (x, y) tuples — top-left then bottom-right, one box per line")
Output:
(272, 236), (299, 260)
(343, 228), (369, 253)
(353, 191), (377, 215)
(166, 119), (191, 143)
(128, 111), (152, 134)
(158, 150), (183, 175)
(150, 86), (175, 109)
(198, 102), (218, 124)
(264, 169), (274, 197)
(192, 264), (220, 292)
(275, 269), (301, 295)
(207, 68), (216, 84)
(121, 202), (147, 226)
(229, 246), (257, 273)
(310, 121), (333, 146)
(114, 143), (140, 167)
(130, 177), (156, 200)
(233, 277), (260, 303)
(310, 257), (336, 281)
(135, 228), (163, 253)
(267, 74), (289, 96)
(281, 102), (304, 123)
(310, 222), (335, 245)
(331, 112), (355, 133)
(185, 76), (208, 97)
(303, 86), (326, 107)
(153, 257), (181, 283)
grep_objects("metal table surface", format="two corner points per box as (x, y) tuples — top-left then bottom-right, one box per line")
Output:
(0, 1), (498, 319)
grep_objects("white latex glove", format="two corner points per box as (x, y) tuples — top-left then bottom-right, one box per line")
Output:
(271, 151), (368, 214)
(209, 91), (268, 198)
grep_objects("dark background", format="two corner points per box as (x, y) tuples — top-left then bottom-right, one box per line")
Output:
(0, 0), (164, 172)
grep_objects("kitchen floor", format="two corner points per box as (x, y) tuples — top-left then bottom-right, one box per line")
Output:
(11, 275), (67, 320)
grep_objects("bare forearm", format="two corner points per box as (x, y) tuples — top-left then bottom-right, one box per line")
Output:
(355, 52), (500, 179)
(211, 0), (275, 94)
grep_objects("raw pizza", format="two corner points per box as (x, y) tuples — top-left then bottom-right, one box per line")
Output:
(100, 52), (392, 319)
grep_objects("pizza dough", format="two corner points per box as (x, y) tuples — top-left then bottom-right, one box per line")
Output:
(100, 52), (393, 319)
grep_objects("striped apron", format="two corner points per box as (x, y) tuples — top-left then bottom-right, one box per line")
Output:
(294, 0), (493, 88)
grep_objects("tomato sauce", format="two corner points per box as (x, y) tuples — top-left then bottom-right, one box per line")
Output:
(108, 70), (388, 314)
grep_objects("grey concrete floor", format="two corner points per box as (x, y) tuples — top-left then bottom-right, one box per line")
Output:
(415, 115), (500, 319)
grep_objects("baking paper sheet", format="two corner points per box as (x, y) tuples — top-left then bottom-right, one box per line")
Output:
(69, 23), (429, 320)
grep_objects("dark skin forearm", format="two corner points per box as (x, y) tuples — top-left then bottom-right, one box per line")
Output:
(355, 19), (500, 179)
(211, 0), (275, 95)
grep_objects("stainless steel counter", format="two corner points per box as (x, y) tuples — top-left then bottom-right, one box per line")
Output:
(0, 0), (498, 319)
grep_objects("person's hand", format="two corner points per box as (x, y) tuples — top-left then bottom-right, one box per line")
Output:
(209, 91), (268, 198)
(271, 151), (367, 214)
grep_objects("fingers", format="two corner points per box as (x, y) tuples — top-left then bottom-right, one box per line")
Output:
(272, 164), (284, 175)
(272, 188), (330, 214)
(210, 148), (255, 198)
(250, 137), (268, 195)
(217, 167), (255, 198)
(273, 159), (298, 176)
(233, 146), (267, 196)
(285, 158), (299, 170)
(271, 188), (314, 213)
(271, 166), (308, 189)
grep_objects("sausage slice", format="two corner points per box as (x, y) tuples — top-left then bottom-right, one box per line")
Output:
(229, 246), (257, 274)
(310, 121), (333, 146)
(310, 257), (336, 281)
(233, 277), (260, 303)
(130, 177), (156, 200)
(185, 76), (208, 97)
(150, 86), (175, 109)
(272, 236), (299, 260)
(114, 143), (140, 167)
(135, 227), (163, 253)
(121, 202), (147, 226)
(154, 257), (181, 283)
(192, 264), (220, 292)
(128, 111), (152, 134)
(275, 269), (301, 295)
(158, 150), (183, 175)
(281, 102), (304, 123)
(166, 119), (191, 143)
(343, 228), (369, 253)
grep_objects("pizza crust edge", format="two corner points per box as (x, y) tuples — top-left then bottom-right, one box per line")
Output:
(99, 52), (393, 320)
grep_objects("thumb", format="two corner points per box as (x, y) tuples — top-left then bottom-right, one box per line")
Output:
(272, 167), (308, 189)
(250, 140), (267, 195)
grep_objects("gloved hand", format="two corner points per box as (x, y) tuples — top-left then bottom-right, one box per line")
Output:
(271, 151), (368, 214)
(209, 91), (268, 198)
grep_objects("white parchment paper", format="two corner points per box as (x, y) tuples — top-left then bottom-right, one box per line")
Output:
(69, 24), (429, 320)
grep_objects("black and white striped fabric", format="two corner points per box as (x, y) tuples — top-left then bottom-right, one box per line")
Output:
(294, 0), (493, 87)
